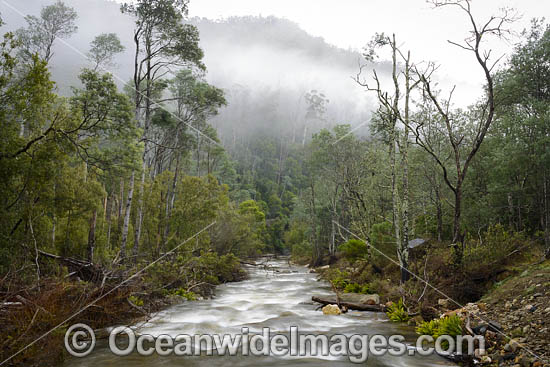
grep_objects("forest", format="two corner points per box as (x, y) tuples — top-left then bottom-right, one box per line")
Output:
(0, 0), (549, 366)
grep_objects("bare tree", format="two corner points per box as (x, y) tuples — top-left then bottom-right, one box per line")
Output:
(410, 0), (518, 264)
(356, 34), (419, 283)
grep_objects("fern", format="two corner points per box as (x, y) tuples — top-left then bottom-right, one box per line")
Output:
(416, 315), (463, 349)
(434, 315), (462, 338)
(386, 298), (410, 322)
(415, 318), (441, 336)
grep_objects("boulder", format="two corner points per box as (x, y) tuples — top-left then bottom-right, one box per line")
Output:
(339, 293), (365, 303)
(360, 294), (380, 305)
(322, 304), (341, 315)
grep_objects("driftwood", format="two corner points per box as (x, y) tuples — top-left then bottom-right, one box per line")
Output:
(312, 295), (386, 312)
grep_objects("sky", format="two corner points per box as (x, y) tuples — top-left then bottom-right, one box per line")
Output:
(175, 0), (548, 107)
(4, 0), (546, 109)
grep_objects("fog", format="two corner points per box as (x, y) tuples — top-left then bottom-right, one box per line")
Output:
(0, 0), (390, 148)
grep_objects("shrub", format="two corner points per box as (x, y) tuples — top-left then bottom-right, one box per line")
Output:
(171, 288), (197, 301)
(326, 269), (351, 290)
(339, 239), (369, 261)
(343, 282), (371, 294)
(386, 298), (410, 322)
(128, 295), (144, 307)
(464, 224), (530, 276)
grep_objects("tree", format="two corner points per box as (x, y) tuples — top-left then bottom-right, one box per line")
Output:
(87, 33), (125, 71)
(492, 19), (550, 256)
(120, 0), (205, 262)
(356, 33), (418, 282)
(167, 70), (226, 176)
(16, 1), (78, 63)
(302, 90), (328, 146)
(410, 0), (518, 264)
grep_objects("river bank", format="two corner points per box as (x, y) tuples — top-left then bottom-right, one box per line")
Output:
(310, 257), (550, 366)
(0, 252), (247, 366)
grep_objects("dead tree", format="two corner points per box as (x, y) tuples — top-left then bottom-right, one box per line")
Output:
(356, 34), (419, 283)
(410, 0), (518, 264)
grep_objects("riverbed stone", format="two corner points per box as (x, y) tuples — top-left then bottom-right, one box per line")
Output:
(360, 294), (380, 305)
(322, 304), (341, 315)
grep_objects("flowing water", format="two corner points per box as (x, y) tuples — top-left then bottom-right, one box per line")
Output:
(64, 258), (454, 366)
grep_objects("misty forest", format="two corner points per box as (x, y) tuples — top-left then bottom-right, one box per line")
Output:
(1, 0), (550, 366)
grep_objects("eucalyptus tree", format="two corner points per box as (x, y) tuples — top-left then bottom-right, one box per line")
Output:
(493, 19), (550, 256)
(409, 0), (518, 264)
(87, 33), (125, 71)
(154, 70), (225, 248)
(120, 0), (205, 261)
(70, 69), (140, 262)
(302, 90), (329, 146)
(15, 1), (77, 63)
(166, 70), (226, 176)
(356, 33), (418, 282)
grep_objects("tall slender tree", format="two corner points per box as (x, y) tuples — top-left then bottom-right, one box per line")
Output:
(120, 0), (204, 262)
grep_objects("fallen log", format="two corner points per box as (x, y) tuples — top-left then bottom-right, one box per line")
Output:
(312, 295), (387, 312)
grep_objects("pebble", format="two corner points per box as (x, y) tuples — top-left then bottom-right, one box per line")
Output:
(480, 355), (492, 364)
(525, 304), (536, 312)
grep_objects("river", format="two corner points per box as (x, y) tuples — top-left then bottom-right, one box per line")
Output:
(64, 258), (454, 366)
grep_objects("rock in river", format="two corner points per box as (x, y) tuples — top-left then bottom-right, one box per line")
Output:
(322, 304), (341, 315)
